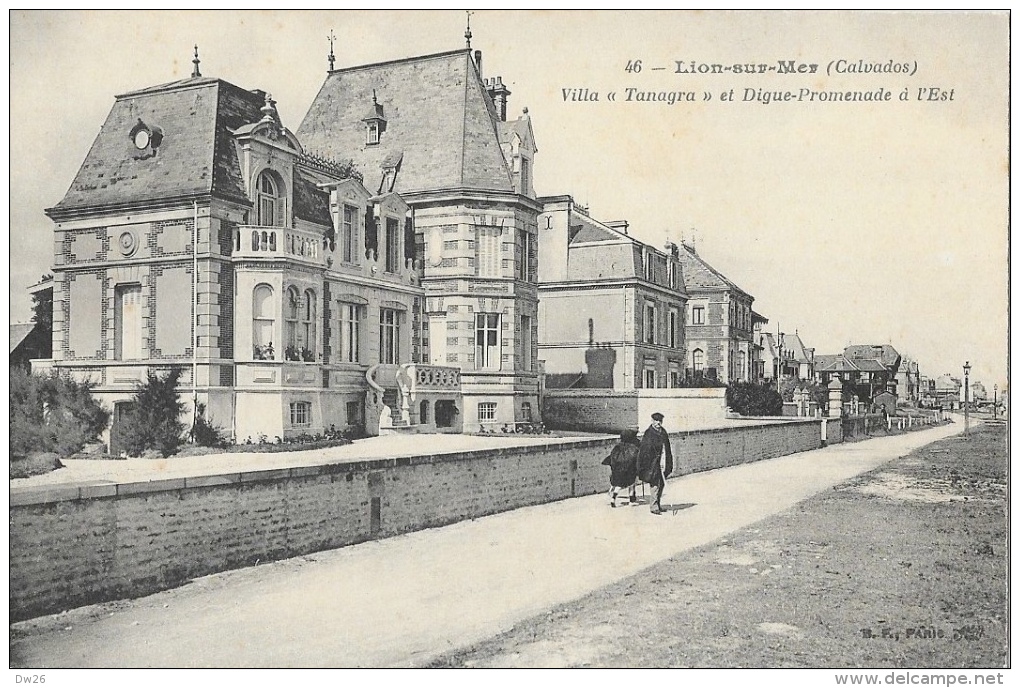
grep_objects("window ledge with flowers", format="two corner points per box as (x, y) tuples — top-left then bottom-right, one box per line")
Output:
(253, 343), (276, 361)
(285, 345), (318, 363)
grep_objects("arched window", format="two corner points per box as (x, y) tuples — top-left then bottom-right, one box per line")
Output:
(252, 284), (275, 360)
(256, 171), (284, 227)
(693, 348), (705, 372)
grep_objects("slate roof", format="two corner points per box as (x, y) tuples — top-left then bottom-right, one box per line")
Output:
(297, 50), (514, 195)
(497, 116), (535, 150)
(853, 358), (889, 373)
(814, 353), (861, 373)
(292, 167), (331, 226)
(49, 77), (266, 215)
(9, 324), (35, 355)
(844, 344), (901, 370)
(677, 244), (750, 296)
(570, 223), (621, 243)
(785, 333), (811, 363)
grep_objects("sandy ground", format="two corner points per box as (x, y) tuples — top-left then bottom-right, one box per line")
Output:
(9, 421), (964, 668)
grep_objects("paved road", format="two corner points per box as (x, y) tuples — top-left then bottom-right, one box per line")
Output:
(10, 422), (964, 668)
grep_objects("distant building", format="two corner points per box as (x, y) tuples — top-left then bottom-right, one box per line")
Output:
(676, 241), (756, 384)
(536, 199), (687, 390)
(895, 357), (921, 404)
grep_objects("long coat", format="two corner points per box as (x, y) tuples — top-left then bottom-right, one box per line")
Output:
(601, 429), (640, 487)
(637, 424), (674, 486)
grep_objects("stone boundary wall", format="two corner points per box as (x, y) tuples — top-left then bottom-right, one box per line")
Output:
(11, 418), (833, 621)
(543, 388), (729, 433)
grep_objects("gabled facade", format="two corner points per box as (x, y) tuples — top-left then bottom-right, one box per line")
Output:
(676, 242), (755, 384)
(298, 48), (541, 431)
(42, 71), (463, 449)
(536, 197), (687, 390)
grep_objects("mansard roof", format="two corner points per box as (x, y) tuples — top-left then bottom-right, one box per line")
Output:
(48, 77), (268, 216)
(297, 49), (514, 196)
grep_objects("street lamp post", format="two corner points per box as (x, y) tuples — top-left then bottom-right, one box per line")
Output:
(993, 384), (998, 420)
(963, 361), (971, 436)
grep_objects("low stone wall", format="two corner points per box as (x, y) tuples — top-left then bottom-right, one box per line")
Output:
(543, 388), (728, 432)
(10, 418), (826, 621)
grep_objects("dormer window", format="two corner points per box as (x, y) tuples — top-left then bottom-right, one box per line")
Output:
(129, 118), (162, 157)
(362, 90), (387, 146)
(256, 170), (285, 227)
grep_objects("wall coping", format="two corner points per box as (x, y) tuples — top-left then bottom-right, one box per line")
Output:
(9, 420), (826, 507)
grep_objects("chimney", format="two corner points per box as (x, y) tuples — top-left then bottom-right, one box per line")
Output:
(487, 75), (511, 122)
(474, 50), (482, 80)
(605, 220), (629, 235)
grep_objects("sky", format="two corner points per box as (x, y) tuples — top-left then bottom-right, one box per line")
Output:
(7, 10), (1010, 392)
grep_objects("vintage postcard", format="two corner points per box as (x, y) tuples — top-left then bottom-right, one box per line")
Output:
(8, 10), (1010, 678)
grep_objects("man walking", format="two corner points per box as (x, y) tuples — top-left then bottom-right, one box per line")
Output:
(638, 412), (673, 515)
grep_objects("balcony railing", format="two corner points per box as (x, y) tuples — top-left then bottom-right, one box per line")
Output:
(234, 225), (323, 263)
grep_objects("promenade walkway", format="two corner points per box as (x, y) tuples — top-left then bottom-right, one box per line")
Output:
(10, 421), (963, 668)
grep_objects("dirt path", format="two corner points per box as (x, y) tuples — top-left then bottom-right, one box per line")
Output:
(10, 423), (964, 668)
(431, 422), (1007, 668)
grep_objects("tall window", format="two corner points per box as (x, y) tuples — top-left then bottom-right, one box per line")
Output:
(252, 284), (275, 359)
(302, 290), (316, 359)
(256, 171), (283, 227)
(644, 303), (656, 344)
(477, 226), (501, 277)
(518, 231), (536, 281)
(285, 287), (300, 352)
(114, 284), (142, 360)
(475, 313), (501, 370)
(520, 315), (533, 371)
(340, 303), (362, 363)
(644, 368), (656, 389)
(379, 308), (400, 364)
(667, 260), (677, 289)
(738, 351), (747, 381)
(693, 348), (705, 372)
(669, 308), (680, 348)
(385, 218), (400, 273)
(520, 157), (530, 194)
(643, 251), (653, 281)
(691, 305), (705, 325)
(341, 205), (358, 263)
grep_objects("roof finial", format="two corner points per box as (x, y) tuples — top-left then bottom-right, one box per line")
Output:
(192, 45), (201, 78)
(465, 10), (474, 49)
(327, 29), (336, 71)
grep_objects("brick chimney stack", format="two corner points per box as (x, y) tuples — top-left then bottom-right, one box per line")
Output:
(486, 76), (511, 121)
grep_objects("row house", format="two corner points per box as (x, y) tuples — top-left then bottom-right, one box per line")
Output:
(536, 199), (688, 390)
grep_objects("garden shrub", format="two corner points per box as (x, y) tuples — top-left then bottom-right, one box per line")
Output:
(191, 402), (230, 448)
(116, 367), (187, 457)
(10, 368), (110, 461)
(726, 381), (784, 416)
